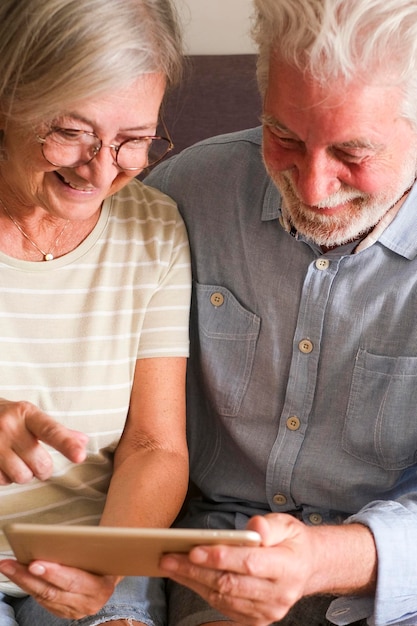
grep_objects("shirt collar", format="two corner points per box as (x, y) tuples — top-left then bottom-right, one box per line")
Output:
(261, 178), (283, 222)
(378, 180), (417, 259)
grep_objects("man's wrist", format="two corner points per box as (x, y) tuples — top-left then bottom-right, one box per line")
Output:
(305, 522), (377, 597)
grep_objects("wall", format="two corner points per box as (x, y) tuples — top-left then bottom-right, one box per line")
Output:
(176, 0), (256, 55)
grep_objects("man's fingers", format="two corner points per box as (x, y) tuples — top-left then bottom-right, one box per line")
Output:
(161, 558), (293, 626)
(247, 513), (301, 547)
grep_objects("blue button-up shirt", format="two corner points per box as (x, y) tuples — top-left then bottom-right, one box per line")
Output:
(146, 127), (417, 626)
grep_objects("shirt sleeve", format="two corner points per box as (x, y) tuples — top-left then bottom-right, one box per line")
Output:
(144, 156), (175, 196)
(137, 198), (191, 359)
(328, 497), (417, 626)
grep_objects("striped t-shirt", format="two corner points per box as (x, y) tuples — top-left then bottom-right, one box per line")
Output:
(0, 178), (191, 594)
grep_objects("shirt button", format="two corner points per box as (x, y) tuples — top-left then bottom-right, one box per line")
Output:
(210, 292), (224, 307)
(286, 416), (300, 431)
(298, 339), (313, 353)
(308, 513), (323, 525)
(273, 493), (287, 506)
(315, 258), (330, 270)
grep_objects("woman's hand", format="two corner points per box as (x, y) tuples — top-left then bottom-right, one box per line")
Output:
(0, 398), (88, 484)
(0, 558), (120, 620)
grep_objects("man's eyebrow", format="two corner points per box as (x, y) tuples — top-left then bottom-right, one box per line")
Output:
(262, 113), (385, 151)
(261, 113), (294, 134)
(335, 138), (385, 151)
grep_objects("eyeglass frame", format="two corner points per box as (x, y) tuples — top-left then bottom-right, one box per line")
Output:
(36, 118), (174, 171)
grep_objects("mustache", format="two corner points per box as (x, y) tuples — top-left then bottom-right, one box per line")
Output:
(280, 170), (367, 208)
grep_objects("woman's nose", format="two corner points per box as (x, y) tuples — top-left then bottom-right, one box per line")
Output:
(74, 145), (124, 185)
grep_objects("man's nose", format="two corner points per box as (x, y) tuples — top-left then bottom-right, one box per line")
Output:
(293, 151), (342, 206)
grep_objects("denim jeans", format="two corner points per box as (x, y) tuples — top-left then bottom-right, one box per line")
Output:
(0, 593), (19, 626)
(3, 576), (166, 626)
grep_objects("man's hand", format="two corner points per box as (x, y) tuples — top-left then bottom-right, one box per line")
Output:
(0, 399), (88, 484)
(159, 513), (376, 626)
(160, 514), (312, 625)
(0, 558), (120, 619)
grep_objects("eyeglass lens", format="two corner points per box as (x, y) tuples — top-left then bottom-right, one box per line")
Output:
(41, 129), (172, 170)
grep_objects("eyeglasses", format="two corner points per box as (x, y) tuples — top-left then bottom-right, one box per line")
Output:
(36, 121), (174, 171)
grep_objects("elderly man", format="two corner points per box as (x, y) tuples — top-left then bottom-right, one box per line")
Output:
(146, 0), (417, 624)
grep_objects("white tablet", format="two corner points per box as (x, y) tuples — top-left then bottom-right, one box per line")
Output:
(3, 523), (261, 576)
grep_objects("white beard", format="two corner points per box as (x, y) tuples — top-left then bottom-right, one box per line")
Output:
(265, 155), (417, 248)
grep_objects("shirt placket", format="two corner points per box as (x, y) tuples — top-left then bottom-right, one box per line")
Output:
(266, 253), (343, 512)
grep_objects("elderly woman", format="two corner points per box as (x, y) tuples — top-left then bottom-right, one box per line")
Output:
(0, 1), (190, 625)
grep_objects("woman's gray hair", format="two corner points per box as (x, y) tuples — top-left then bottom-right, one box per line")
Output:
(0, 0), (183, 126)
(251, 0), (417, 127)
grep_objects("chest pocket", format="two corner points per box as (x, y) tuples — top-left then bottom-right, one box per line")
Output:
(193, 283), (260, 417)
(343, 349), (417, 469)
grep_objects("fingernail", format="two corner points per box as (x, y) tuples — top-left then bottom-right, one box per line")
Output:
(0, 561), (16, 576)
(29, 563), (46, 576)
(159, 556), (179, 571)
(190, 547), (208, 563)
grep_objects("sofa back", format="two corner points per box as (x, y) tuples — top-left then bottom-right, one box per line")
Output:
(162, 54), (261, 156)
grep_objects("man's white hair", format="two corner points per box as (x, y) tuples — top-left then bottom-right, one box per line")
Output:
(252, 0), (417, 127)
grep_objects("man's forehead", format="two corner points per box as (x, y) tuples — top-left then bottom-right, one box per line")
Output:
(267, 52), (404, 106)
(264, 58), (409, 147)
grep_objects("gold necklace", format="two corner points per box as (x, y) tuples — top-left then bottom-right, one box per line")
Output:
(1, 201), (70, 261)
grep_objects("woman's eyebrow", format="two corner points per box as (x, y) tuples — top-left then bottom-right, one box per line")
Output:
(54, 112), (156, 133)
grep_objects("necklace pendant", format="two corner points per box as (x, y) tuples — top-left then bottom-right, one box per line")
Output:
(1, 200), (70, 262)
